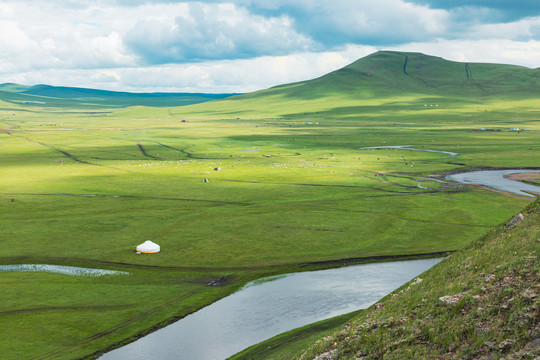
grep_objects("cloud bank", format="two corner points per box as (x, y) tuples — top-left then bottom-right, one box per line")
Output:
(1, 0), (539, 92)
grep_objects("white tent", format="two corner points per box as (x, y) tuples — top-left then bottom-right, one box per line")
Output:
(136, 240), (160, 253)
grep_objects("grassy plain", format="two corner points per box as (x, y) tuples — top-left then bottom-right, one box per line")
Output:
(0, 52), (539, 359)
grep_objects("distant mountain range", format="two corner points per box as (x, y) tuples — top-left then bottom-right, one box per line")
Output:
(0, 83), (240, 108)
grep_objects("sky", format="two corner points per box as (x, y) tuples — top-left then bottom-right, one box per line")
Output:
(1, 0), (540, 93)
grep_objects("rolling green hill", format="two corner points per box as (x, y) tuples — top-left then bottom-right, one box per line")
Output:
(168, 51), (540, 120)
(250, 51), (540, 98)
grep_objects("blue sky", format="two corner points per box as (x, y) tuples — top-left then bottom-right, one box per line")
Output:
(1, 0), (539, 92)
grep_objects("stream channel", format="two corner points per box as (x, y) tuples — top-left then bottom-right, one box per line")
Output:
(100, 168), (539, 360)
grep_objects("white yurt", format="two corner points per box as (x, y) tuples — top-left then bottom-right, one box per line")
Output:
(136, 240), (160, 253)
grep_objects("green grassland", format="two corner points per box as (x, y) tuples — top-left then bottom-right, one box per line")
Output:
(0, 51), (539, 359)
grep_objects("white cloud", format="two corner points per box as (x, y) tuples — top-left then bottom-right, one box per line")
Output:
(0, 2), (137, 73)
(244, 0), (451, 45)
(468, 16), (540, 40)
(391, 39), (540, 68)
(1, 45), (376, 93)
(124, 2), (315, 63)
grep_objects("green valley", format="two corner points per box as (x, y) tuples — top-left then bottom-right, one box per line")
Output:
(0, 51), (538, 359)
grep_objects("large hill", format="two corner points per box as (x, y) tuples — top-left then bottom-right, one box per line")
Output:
(168, 51), (540, 120)
(253, 51), (540, 99)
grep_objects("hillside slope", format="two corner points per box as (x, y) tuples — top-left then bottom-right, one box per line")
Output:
(171, 51), (540, 119)
(232, 200), (539, 359)
(250, 51), (540, 99)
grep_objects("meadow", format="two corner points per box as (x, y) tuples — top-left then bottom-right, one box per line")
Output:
(0, 51), (539, 359)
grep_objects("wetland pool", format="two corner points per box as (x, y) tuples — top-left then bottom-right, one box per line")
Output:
(0, 264), (129, 277)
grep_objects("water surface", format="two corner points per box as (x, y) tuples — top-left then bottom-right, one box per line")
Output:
(446, 169), (540, 197)
(100, 258), (441, 360)
(0, 264), (129, 277)
(359, 145), (458, 157)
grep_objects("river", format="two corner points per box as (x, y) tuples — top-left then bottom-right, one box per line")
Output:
(446, 169), (540, 197)
(100, 258), (442, 360)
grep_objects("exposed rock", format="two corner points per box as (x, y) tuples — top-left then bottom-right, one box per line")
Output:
(522, 337), (540, 353)
(498, 339), (515, 351)
(506, 213), (525, 228)
(312, 350), (337, 360)
(522, 288), (537, 300)
(438, 292), (468, 306)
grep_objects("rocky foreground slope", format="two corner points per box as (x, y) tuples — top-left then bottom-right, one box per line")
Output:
(299, 201), (539, 360)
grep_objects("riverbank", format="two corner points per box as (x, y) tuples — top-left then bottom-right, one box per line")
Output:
(242, 200), (539, 360)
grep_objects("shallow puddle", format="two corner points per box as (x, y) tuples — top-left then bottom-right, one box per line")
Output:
(0, 264), (129, 277)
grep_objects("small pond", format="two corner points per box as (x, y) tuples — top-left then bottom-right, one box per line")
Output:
(100, 258), (442, 360)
